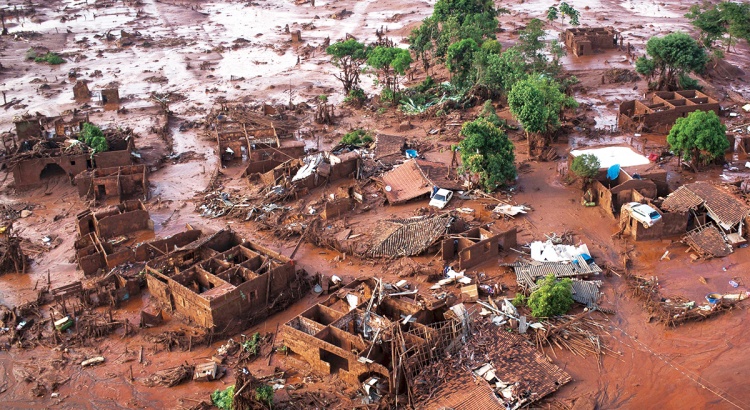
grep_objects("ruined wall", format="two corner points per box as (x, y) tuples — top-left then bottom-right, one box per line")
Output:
(94, 150), (132, 169)
(244, 159), (283, 176)
(282, 326), (391, 388)
(14, 119), (42, 140)
(134, 230), (202, 261)
(592, 180), (615, 219)
(322, 198), (352, 220)
(457, 231), (499, 271)
(497, 227), (518, 251)
(96, 210), (152, 239)
(13, 155), (89, 187)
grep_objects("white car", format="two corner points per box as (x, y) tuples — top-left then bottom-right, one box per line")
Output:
(429, 188), (454, 209)
(623, 202), (662, 228)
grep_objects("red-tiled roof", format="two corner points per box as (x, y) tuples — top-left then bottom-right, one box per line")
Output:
(662, 182), (749, 227)
(415, 159), (464, 191)
(379, 159), (432, 204)
(684, 225), (733, 258)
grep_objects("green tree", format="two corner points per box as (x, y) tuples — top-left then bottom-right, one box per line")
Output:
(478, 100), (504, 128)
(635, 32), (708, 90)
(459, 118), (516, 191)
(447, 38), (480, 87)
(367, 46), (412, 95)
(326, 39), (368, 94)
(528, 274), (574, 318)
(478, 47), (528, 96)
(570, 153), (601, 180)
(667, 110), (728, 167)
(559, 2), (580, 28)
(507, 75), (577, 153)
(80, 123), (109, 153)
(408, 17), (439, 72)
(686, 1), (750, 52)
(518, 19), (547, 69)
(547, 6), (559, 28)
(433, 0), (497, 24)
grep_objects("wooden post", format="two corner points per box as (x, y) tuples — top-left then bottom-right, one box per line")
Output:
(139, 345), (143, 364)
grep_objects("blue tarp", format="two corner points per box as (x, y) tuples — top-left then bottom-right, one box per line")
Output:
(607, 164), (620, 180)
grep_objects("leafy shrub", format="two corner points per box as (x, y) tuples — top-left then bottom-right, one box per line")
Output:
(570, 153), (600, 180)
(527, 274), (573, 318)
(79, 123), (109, 153)
(34, 52), (64, 65)
(255, 385), (274, 408)
(341, 129), (373, 146)
(344, 87), (366, 104)
(211, 385), (235, 410)
(242, 332), (262, 355)
(512, 292), (527, 307)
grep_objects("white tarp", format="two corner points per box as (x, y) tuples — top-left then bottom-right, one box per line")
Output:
(570, 146), (650, 169)
(292, 154), (323, 182)
(530, 240), (590, 262)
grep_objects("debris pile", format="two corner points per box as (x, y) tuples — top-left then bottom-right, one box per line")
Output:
(0, 223), (26, 274)
(143, 364), (194, 387)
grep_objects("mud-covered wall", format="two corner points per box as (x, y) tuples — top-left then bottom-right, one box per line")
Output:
(94, 150), (132, 169)
(96, 209), (152, 238)
(13, 155), (88, 187)
(457, 231), (499, 270)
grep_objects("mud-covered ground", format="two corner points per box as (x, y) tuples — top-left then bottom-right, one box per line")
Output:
(2, 0), (750, 408)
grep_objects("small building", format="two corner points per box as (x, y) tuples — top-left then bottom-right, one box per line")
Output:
(618, 90), (720, 133)
(258, 150), (360, 190)
(563, 27), (620, 57)
(145, 230), (308, 331)
(74, 164), (148, 201)
(661, 182), (750, 245)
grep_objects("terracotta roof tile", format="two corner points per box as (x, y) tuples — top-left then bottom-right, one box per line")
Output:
(684, 225), (733, 258)
(662, 183), (749, 227)
(379, 159), (432, 204)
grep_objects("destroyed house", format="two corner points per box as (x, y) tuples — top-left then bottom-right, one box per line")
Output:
(281, 278), (467, 394)
(258, 150), (360, 190)
(442, 227), (517, 271)
(378, 159), (462, 205)
(77, 200), (153, 240)
(373, 133), (407, 166)
(145, 230), (305, 330)
(76, 227), (202, 277)
(618, 90), (720, 133)
(661, 182), (750, 251)
(74, 164), (149, 201)
(563, 27), (620, 57)
(9, 131), (134, 188)
(216, 118), (305, 166)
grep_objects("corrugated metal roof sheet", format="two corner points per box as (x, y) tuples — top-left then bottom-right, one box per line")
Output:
(379, 159), (432, 204)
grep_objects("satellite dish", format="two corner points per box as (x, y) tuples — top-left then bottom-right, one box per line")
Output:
(385, 185), (392, 192)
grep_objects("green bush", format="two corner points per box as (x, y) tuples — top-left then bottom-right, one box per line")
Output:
(34, 52), (64, 65)
(527, 274), (573, 318)
(255, 385), (274, 408)
(79, 123), (109, 153)
(512, 292), (527, 307)
(344, 87), (367, 104)
(211, 385), (235, 410)
(570, 154), (600, 180)
(242, 332), (262, 355)
(341, 129), (373, 146)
